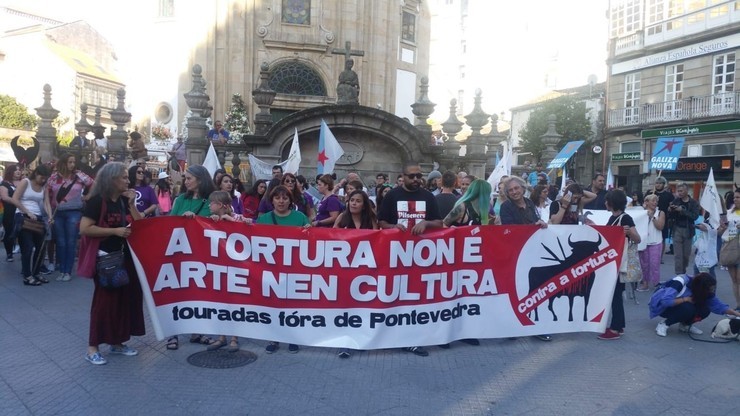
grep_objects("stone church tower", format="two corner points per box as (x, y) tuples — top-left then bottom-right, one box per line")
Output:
(183, 0), (431, 127)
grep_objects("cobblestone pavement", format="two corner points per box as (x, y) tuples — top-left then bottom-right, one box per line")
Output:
(1, 253), (738, 416)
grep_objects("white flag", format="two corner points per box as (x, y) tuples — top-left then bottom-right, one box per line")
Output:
(487, 150), (509, 193)
(203, 143), (222, 178)
(700, 167), (722, 228)
(248, 154), (274, 181)
(605, 164), (614, 190)
(317, 120), (344, 174)
(282, 128), (302, 174)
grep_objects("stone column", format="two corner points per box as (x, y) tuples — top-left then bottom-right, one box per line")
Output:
(183, 64), (212, 166)
(252, 62), (276, 136)
(439, 99), (463, 170)
(410, 76), (435, 141)
(109, 88), (132, 162)
(34, 84), (59, 162)
(463, 89), (489, 178)
(540, 114), (562, 171)
(486, 114), (507, 168)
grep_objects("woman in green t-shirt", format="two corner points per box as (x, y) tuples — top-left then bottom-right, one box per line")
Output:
(166, 165), (215, 350)
(169, 165), (214, 218)
(255, 185), (310, 227)
(257, 185), (309, 353)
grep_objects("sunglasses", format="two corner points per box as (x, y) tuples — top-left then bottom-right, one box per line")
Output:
(283, 179), (296, 184)
(405, 173), (423, 179)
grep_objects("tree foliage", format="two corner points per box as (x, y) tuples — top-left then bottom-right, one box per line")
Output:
(518, 95), (593, 162)
(0, 95), (38, 129)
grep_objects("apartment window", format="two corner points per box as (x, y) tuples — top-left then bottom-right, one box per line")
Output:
(713, 53), (735, 110)
(624, 73), (641, 123)
(687, 0), (705, 24)
(665, 64), (684, 118)
(83, 84), (117, 109)
(667, 0), (684, 31)
(646, 0), (664, 35)
(158, 0), (174, 18)
(709, 0), (729, 18)
(610, 0), (641, 37)
(402, 11), (416, 43)
(282, 0), (311, 25)
(620, 141), (641, 153)
(459, 65), (465, 79)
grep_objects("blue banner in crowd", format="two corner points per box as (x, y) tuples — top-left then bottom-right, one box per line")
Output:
(649, 137), (685, 170)
(547, 141), (584, 169)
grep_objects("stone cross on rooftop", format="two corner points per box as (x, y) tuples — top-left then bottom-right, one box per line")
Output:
(332, 41), (365, 62)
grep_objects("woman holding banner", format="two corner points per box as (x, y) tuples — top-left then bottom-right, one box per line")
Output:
(602, 189), (641, 340)
(257, 185), (309, 353)
(79, 162), (144, 365)
(166, 165), (215, 350)
(500, 177), (551, 342)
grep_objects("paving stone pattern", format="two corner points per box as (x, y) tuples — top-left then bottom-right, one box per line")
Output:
(0, 255), (738, 415)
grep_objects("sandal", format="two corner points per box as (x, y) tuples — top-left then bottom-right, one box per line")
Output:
(206, 339), (226, 351)
(23, 276), (42, 286)
(166, 336), (179, 350)
(189, 335), (214, 345)
(227, 340), (239, 353)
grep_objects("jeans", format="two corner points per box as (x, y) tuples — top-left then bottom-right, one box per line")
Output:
(660, 302), (710, 326)
(53, 209), (82, 274)
(19, 224), (44, 277)
(672, 226), (692, 274)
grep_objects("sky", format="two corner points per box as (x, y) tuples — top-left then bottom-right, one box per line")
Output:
(4, 0), (610, 123)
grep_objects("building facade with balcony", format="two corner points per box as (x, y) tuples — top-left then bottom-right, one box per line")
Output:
(605, 0), (739, 198)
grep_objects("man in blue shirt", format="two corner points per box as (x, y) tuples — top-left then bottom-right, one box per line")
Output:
(528, 163), (548, 187)
(207, 120), (229, 144)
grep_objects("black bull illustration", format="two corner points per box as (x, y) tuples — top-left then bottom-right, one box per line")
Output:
(527, 235), (602, 322)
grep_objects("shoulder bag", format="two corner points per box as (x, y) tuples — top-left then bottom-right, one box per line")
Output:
(20, 216), (46, 235)
(611, 213), (642, 283)
(95, 199), (130, 290)
(719, 236), (740, 267)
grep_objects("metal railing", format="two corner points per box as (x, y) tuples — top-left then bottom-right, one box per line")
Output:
(606, 91), (739, 129)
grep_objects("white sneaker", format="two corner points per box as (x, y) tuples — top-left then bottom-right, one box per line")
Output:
(13, 245), (20, 254)
(55, 273), (65, 282)
(679, 324), (703, 335)
(655, 321), (668, 337)
(61, 273), (71, 282)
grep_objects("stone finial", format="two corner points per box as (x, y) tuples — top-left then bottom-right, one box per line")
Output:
(252, 61), (276, 135)
(108, 88), (132, 159)
(540, 114), (563, 164)
(464, 89), (489, 137)
(184, 64), (212, 145)
(75, 103), (93, 133)
(411, 76), (435, 138)
(34, 84), (60, 160)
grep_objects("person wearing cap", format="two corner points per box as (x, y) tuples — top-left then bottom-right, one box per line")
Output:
(528, 163), (548, 187)
(128, 132), (147, 161)
(426, 170), (442, 195)
(154, 172), (173, 216)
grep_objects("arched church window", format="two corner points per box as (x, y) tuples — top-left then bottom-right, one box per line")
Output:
(269, 61), (327, 96)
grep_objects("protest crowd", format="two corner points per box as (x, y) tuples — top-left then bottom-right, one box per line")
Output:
(1, 131), (739, 367)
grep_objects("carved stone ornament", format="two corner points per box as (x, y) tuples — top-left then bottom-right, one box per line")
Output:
(335, 141), (364, 165)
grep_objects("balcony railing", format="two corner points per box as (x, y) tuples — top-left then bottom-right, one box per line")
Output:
(606, 91), (739, 129)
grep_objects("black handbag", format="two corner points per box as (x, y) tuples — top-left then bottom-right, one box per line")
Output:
(95, 199), (130, 289)
(96, 248), (129, 289)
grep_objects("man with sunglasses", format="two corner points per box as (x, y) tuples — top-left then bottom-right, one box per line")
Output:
(377, 161), (443, 357)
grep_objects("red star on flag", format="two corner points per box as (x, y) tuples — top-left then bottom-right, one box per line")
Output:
(317, 150), (328, 166)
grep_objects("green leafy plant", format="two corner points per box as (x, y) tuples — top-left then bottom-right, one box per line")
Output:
(519, 95), (594, 162)
(0, 94), (38, 129)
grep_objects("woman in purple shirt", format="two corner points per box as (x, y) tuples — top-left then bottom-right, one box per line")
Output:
(127, 166), (158, 217)
(313, 174), (343, 227)
(216, 173), (243, 215)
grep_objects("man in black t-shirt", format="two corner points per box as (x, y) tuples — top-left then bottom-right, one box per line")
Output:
(435, 170), (459, 220)
(377, 162), (442, 357)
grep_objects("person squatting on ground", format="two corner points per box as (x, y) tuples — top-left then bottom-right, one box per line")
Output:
(79, 162), (145, 365)
(650, 273), (740, 337)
